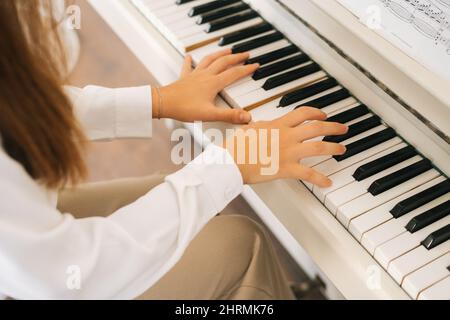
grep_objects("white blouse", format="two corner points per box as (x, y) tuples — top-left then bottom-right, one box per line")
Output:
(0, 85), (244, 300)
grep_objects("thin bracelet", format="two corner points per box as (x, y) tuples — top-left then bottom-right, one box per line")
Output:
(154, 86), (164, 119)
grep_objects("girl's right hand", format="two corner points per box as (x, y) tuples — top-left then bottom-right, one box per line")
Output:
(225, 107), (348, 187)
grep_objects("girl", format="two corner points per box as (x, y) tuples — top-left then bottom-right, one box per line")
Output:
(0, 1), (347, 299)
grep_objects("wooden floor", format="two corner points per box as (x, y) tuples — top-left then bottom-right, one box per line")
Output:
(67, 0), (324, 299)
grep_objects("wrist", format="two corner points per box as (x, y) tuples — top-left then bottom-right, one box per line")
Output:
(152, 86), (170, 119)
(151, 87), (161, 119)
(223, 137), (249, 185)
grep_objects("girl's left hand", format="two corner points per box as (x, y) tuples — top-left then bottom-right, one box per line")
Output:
(153, 49), (259, 124)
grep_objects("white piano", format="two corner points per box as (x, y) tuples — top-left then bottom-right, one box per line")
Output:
(88, 0), (450, 300)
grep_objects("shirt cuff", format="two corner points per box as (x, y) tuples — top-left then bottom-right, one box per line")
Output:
(114, 86), (153, 138)
(166, 144), (244, 213)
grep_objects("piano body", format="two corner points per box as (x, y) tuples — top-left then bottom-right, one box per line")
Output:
(88, 0), (450, 300)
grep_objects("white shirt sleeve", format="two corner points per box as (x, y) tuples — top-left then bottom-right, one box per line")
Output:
(0, 143), (244, 300)
(65, 85), (153, 140)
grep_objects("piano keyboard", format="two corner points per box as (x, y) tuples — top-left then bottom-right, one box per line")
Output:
(132, 0), (450, 300)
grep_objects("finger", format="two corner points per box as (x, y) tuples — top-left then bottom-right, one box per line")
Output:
(287, 164), (332, 188)
(217, 63), (260, 88)
(294, 121), (348, 142)
(277, 107), (326, 128)
(197, 48), (232, 70)
(208, 52), (250, 74)
(181, 55), (193, 78)
(295, 141), (346, 159)
(210, 107), (252, 124)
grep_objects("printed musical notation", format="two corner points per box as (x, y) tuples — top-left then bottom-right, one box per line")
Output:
(380, 0), (450, 54)
(339, 0), (450, 83)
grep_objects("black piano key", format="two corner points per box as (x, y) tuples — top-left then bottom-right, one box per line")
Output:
(323, 116), (381, 144)
(353, 146), (417, 182)
(246, 45), (300, 66)
(176, 0), (196, 4)
(326, 104), (369, 124)
(232, 31), (284, 54)
(279, 78), (338, 107)
(218, 22), (273, 46)
(405, 200), (450, 233)
(295, 88), (350, 110)
(189, 0), (240, 17)
(421, 224), (450, 250)
(263, 63), (322, 90)
(391, 179), (450, 218)
(368, 159), (433, 196)
(206, 10), (259, 33)
(334, 128), (397, 162)
(197, 3), (249, 24)
(252, 54), (310, 80)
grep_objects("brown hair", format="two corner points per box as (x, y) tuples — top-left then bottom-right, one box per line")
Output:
(0, 1), (86, 188)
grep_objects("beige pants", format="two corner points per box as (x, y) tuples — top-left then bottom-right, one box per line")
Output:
(58, 174), (294, 300)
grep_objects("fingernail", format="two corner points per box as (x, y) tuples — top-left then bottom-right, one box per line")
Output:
(341, 146), (347, 154)
(240, 112), (251, 123)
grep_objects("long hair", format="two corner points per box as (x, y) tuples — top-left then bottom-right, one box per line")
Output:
(0, 1), (87, 189)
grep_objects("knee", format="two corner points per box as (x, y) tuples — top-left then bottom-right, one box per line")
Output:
(209, 215), (269, 256)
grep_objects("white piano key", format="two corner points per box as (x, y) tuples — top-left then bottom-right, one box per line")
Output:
(301, 123), (387, 169)
(313, 143), (408, 202)
(326, 102), (362, 117)
(402, 252), (450, 299)
(312, 129), (396, 178)
(232, 71), (328, 108)
(182, 18), (265, 51)
(388, 239), (450, 285)
(319, 97), (359, 115)
(154, 0), (211, 18)
(336, 169), (440, 227)
(373, 215), (450, 270)
(362, 193), (450, 255)
(191, 43), (222, 62)
(226, 59), (309, 98)
(349, 177), (446, 242)
(325, 154), (424, 217)
(249, 92), (356, 124)
(166, 13), (198, 30)
(287, 86), (345, 110)
(166, 2), (248, 31)
(418, 276), (450, 300)
(342, 113), (374, 126)
(309, 136), (401, 179)
(196, 39), (291, 68)
(225, 57), (310, 97)
(174, 23), (207, 38)
(139, 0), (173, 11)
(247, 40), (292, 58)
(250, 99), (285, 121)
(190, 31), (282, 63)
(160, 9), (197, 26)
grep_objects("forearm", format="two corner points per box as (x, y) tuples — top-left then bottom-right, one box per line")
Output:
(65, 85), (153, 140)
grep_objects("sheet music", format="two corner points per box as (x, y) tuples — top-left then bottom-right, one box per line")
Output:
(338, 0), (450, 83)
